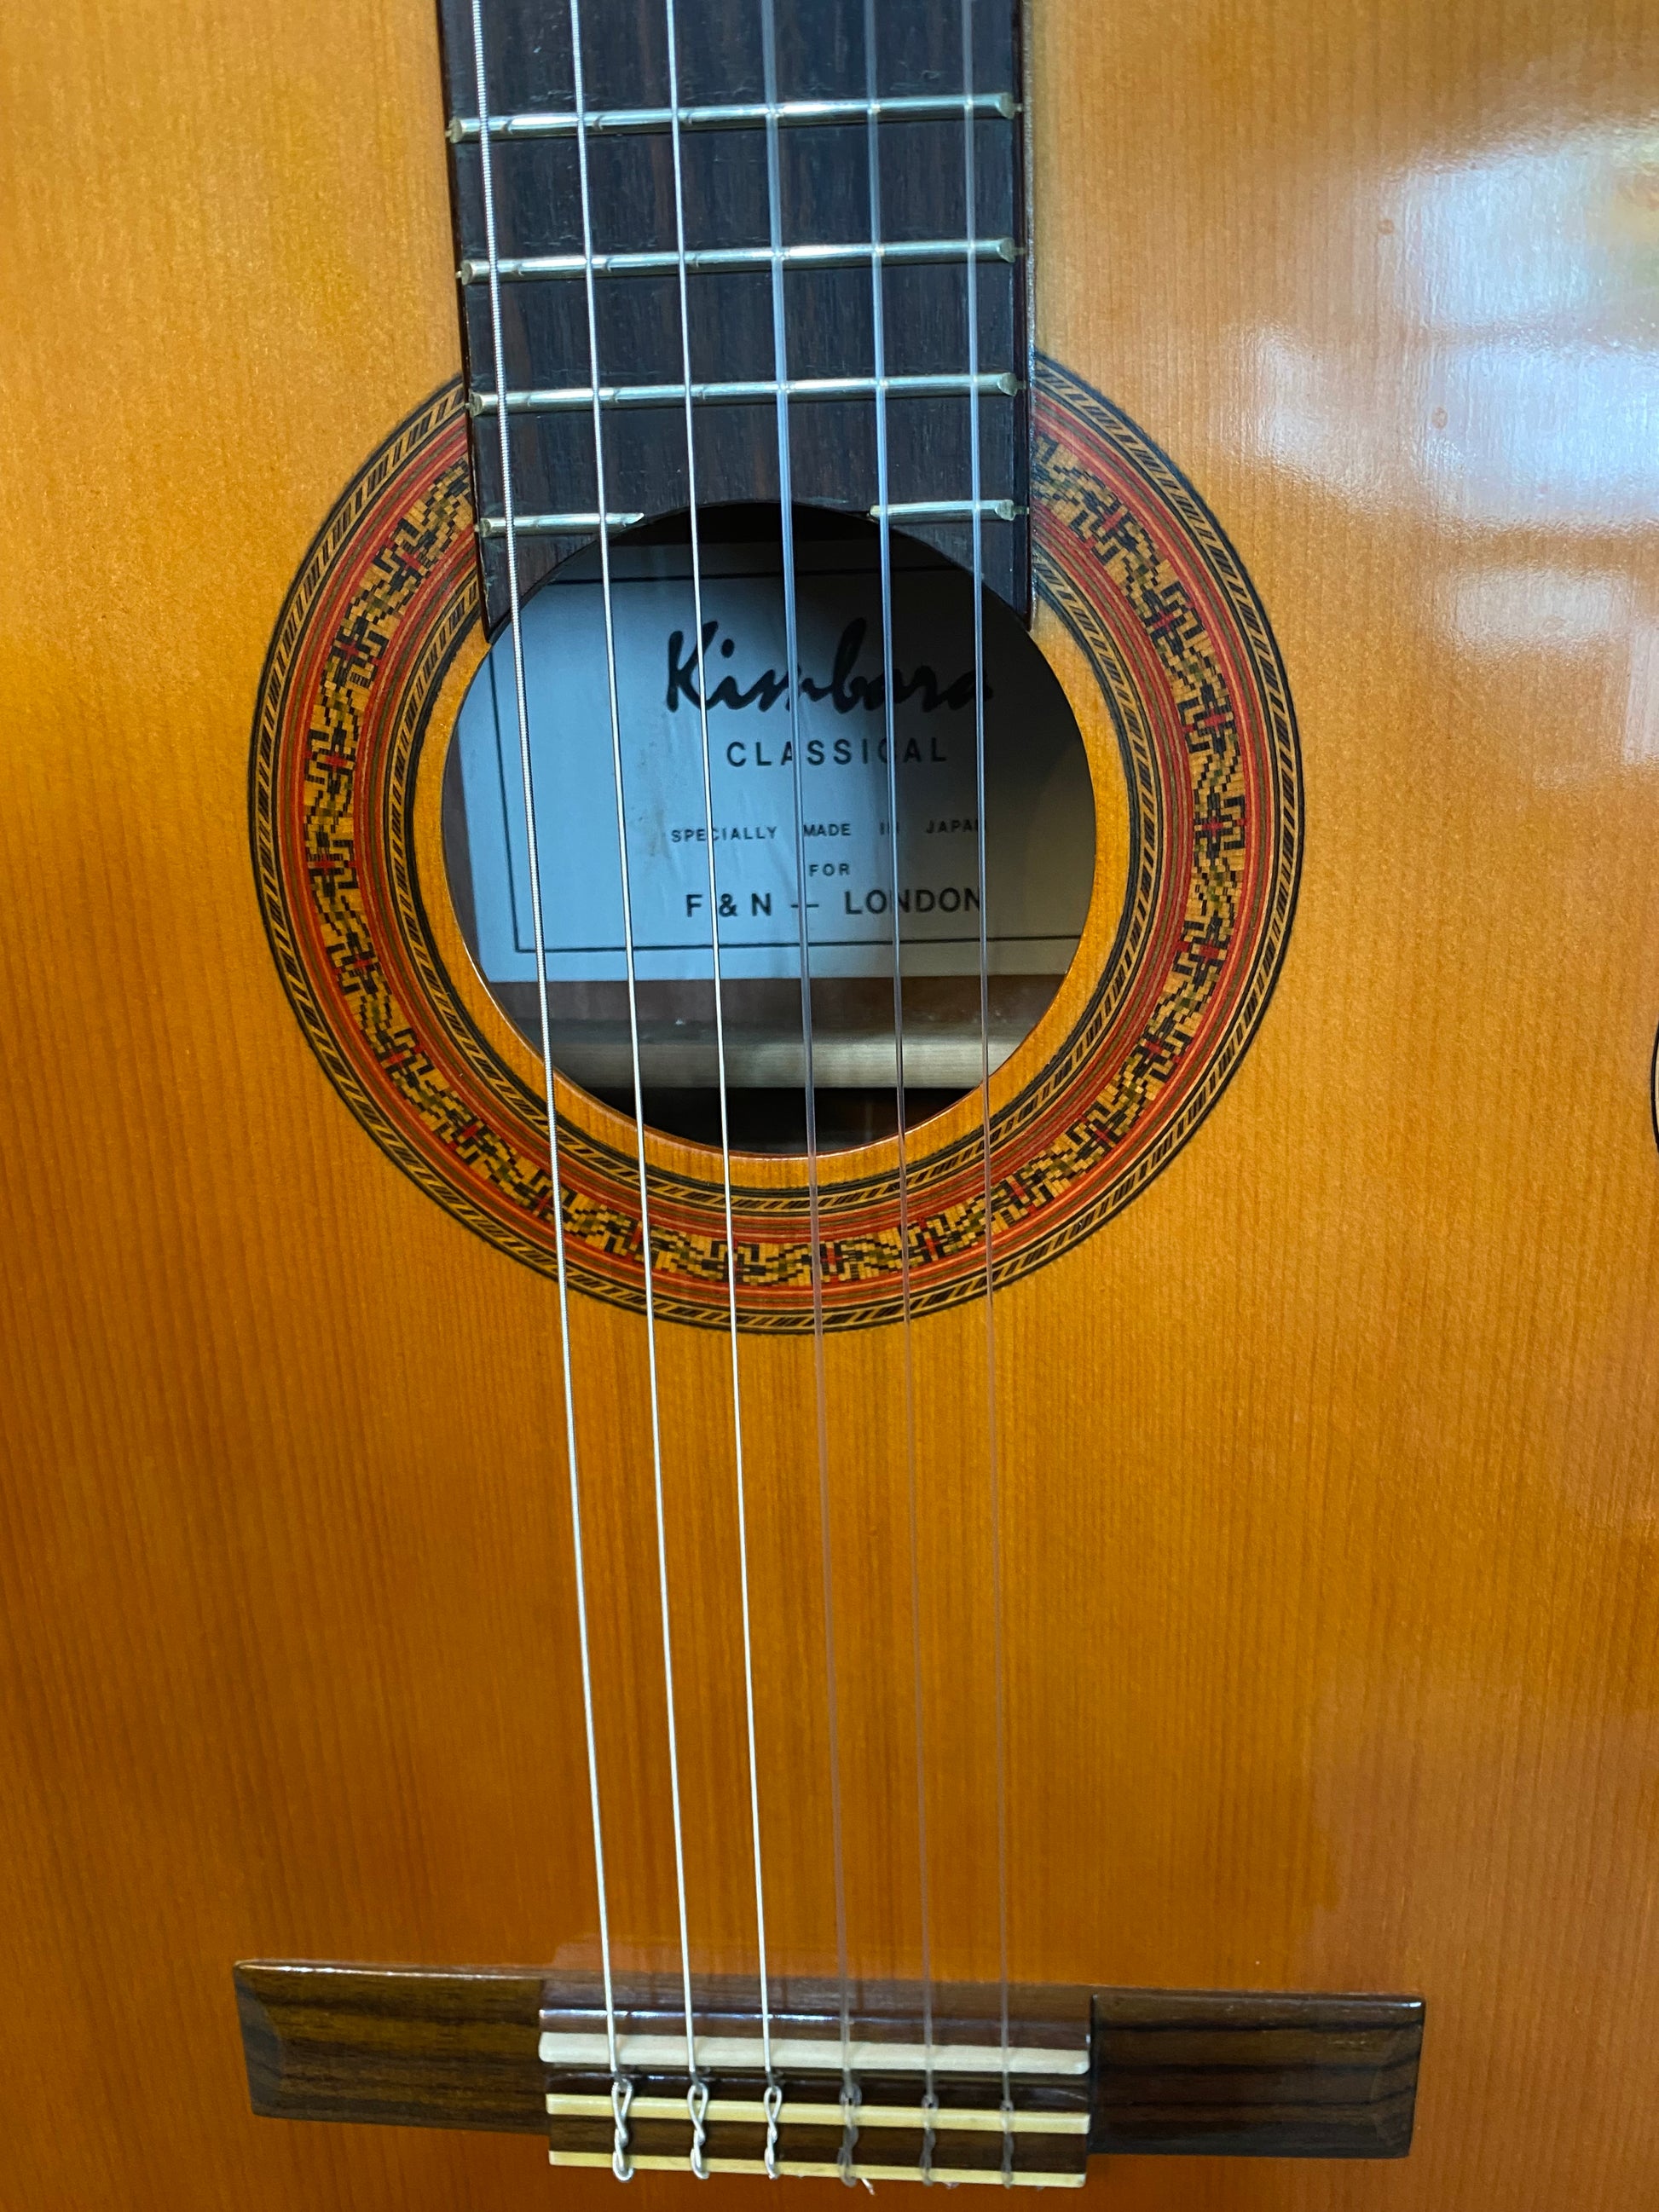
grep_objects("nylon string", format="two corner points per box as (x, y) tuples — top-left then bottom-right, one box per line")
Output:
(479, 0), (1014, 2169)
(758, 0), (854, 2124)
(569, 0), (702, 2131)
(465, 0), (621, 2083)
(862, 0), (936, 2129)
(961, 0), (1015, 2150)
(663, 0), (777, 2103)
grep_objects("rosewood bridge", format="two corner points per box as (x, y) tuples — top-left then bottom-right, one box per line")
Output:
(236, 1966), (1423, 2184)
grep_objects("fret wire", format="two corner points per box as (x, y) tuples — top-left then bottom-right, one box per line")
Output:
(868, 499), (1024, 523)
(458, 238), (1019, 283)
(486, 504), (1021, 537)
(475, 511), (644, 538)
(484, 506), (1026, 540)
(471, 372), (1020, 415)
(483, 507), (1024, 540)
(565, 0), (701, 2130)
(462, 0), (621, 2088)
(448, 91), (1018, 142)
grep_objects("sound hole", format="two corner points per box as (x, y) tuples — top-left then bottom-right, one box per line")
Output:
(442, 505), (1094, 1154)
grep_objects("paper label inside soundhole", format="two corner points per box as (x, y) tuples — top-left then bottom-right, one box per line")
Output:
(447, 538), (1094, 986)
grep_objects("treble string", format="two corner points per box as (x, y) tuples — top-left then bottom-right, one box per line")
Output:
(664, 0), (777, 2111)
(961, 0), (1014, 2159)
(569, 0), (703, 2142)
(465, 0), (620, 2086)
(758, 0), (854, 2130)
(862, 0), (935, 2124)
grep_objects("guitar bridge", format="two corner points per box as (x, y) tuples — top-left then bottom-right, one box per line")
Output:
(234, 1961), (1424, 2178)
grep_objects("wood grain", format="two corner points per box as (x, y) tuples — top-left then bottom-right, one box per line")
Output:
(1090, 1990), (1422, 2161)
(233, 1964), (1418, 2162)
(238, 1966), (546, 2135)
(1, 0), (1656, 2208)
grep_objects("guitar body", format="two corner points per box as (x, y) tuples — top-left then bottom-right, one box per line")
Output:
(3, 0), (1656, 2206)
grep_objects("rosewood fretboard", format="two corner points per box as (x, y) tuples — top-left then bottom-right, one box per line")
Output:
(435, 0), (1027, 626)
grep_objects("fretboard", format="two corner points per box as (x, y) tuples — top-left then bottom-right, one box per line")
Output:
(435, 0), (1026, 626)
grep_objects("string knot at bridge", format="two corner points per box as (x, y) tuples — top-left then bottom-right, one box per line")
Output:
(763, 2080), (784, 2180)
(540, 1974), (1091, 2186)
(609, 2075), (634, 2182)
(837, 2080), (863, 2186)
(687, 2076), (711, 2180)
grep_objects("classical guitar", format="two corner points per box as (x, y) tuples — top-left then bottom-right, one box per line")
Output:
(4, 0), (1656, 2205)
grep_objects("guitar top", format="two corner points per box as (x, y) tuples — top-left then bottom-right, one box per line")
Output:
(1, 1), (1656, 2207)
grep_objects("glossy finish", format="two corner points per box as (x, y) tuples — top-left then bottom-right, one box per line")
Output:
(2, 3), (1656, 2210)
(231, 1963), (1421, 2163)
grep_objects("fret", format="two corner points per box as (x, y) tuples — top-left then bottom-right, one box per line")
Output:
(476, 511), (645, 539)
(438, 0), (1030, 619)
(471, 373), (1020, 417)
(447, 92), (1018, 144)
(458, 239), (1020, 284)
(870, 498), (1025, 523)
